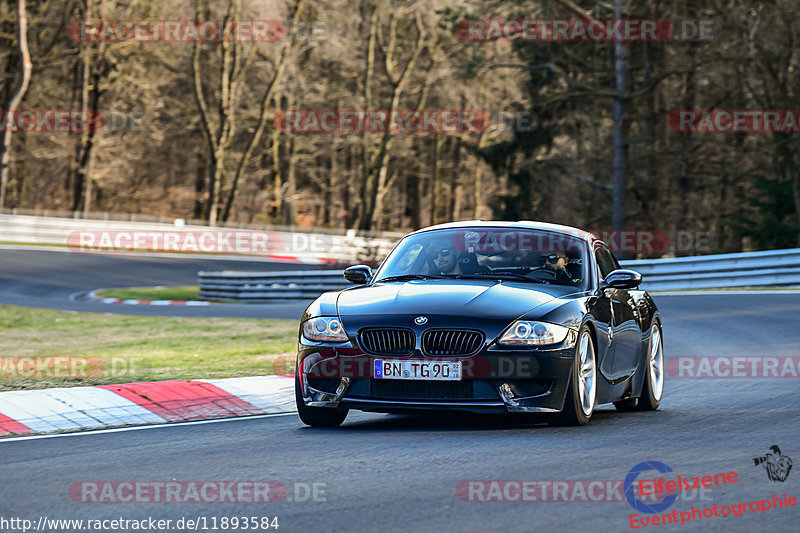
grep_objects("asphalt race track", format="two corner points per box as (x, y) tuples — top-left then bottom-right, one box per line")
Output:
(0, 248), (314, 318)
(1, 249), (799, 532)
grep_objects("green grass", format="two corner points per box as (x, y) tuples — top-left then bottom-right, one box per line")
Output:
(96, 286), (201, 301)
(0, 305), (298, 391)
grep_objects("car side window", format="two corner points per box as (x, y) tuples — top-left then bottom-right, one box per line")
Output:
(396, 243), (424, 271)
(595, 247), (617, 279)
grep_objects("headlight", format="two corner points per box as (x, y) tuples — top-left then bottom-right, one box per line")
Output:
(498, 321), (570, 346)
(302, 317), (349, 342)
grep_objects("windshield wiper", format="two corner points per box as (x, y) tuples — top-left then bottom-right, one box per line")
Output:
(376, 274), (446, 283)
(453, 272), (550, 284)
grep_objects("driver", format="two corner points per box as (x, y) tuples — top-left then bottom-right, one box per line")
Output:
(541, 252), (574, 284)
(429, 241), (462, 275)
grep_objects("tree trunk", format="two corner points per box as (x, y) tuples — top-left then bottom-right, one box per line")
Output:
(472, 129), (488, 219)
(69, 0), (105, 215)
(343, 144), (354, 227)
(70, 32), (90, 213)
(794, 173), (800, 247)
(271, 127), (282, 221)
(408, 138), (422, 229)
(638, 17), (657, 228)
(324, 149), (335, 226)
(14, 133), (26, 206)
(472, 162), (482, 219)
(675, 39), (697, 255)
(450, 138), (461, 221)
(431, 133), (443, 225)
(356, 0), (380, 230)
(0, 0), (32, 210)
(193, 149), (207, 219)
(611, 0), (627, 234)
(284, 136), (296, 226)
(81, 66), (102, 216)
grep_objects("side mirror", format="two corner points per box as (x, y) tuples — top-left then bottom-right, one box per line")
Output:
(343, 265), (373, 285)
(601, 269), (642, 290)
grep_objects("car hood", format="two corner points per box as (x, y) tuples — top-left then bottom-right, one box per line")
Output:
(336, 280), (576, 336)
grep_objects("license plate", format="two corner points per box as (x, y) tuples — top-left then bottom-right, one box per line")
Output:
(374, 360), (462, 381)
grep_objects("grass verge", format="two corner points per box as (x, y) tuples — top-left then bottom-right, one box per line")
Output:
(0, 305), (298, 391)
(95, 286), (201, 301)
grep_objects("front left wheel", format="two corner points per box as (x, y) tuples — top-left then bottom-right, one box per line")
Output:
(295, 373), (348, 427)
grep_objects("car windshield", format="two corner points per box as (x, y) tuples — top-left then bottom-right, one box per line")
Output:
(375, 227), (591, 290)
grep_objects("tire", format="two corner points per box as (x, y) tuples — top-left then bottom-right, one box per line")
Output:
(295, 373), (348, 427)
(636, 322), (663, 411)
(550, 326), (596, 426)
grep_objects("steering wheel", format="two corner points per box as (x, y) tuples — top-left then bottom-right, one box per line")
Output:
(526, 267), (559, 281)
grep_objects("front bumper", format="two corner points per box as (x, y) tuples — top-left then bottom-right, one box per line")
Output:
(297, 342), (575, 414)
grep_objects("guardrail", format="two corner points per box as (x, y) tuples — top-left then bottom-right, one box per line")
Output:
(621, 248), (800, 291)
(199, 248), (800, 301)
(0, 207), (396, 237)
(0, 214), (399, 264)
(199, 271), (350, 301)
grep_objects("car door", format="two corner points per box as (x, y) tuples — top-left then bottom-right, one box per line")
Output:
(595, 246), (641, 378)
(591, 245), (615, 379)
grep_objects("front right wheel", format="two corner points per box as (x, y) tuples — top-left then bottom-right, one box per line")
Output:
(551, 326), (596, 426)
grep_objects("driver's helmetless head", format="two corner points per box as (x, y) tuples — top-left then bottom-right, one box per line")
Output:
(429, 243), (458, 274)
(542, 253), (568, 270)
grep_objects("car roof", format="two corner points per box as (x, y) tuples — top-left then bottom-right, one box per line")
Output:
(410, 220), (599, 245)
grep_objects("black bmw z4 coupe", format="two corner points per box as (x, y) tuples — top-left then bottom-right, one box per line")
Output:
(295, 221), (664, 427)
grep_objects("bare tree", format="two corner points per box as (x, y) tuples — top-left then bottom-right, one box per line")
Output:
(553, 0), (626, 232)
(70, 0), (107, 216)
(0, 0), (32, 209)
(193, 0), (306, 226)
(356, 1), (429, 230)
(222, 0), (306, 223)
